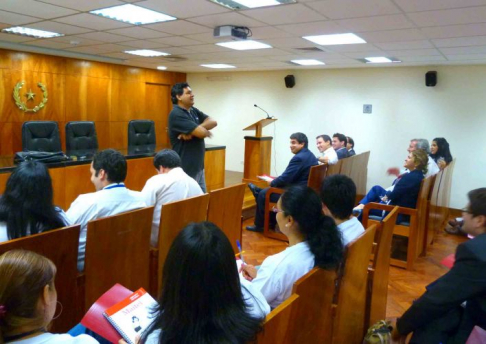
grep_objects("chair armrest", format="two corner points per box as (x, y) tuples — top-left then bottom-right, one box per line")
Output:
(265, 187), (284, 205)
(362, 202), (417, 227)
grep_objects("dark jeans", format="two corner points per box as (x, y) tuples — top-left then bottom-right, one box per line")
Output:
(254, 187), (281, 228)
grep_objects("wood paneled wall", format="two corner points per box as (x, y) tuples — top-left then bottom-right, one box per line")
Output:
(0, 49), (186, 155)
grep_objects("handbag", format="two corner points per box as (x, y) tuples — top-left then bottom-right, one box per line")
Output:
(14, 151), (70, 164)
(363, 320), (393, 344)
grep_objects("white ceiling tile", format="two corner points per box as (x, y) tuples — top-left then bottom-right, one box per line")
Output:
(247, 48), (293, 56)
(433, 35), (486, 48)
(27, 21), (93, 35)
(107, 27), (170, 39)
(241, 4), (326, 25)
(156, 46), (193, 54)
(66, 45), (118, 54)
(408, 7), (486, 27)
(374, 40), (434, 50)
(100, 52), (131, 59)
(325, 59), (363, 65)
(343, 50), (390, 58)
(440, 46), (486, 54)
(445, 53), (486, 60)
(23, 39), (73, 49)
(275, 21), (348, 36)
(76, 32), (131, 43)
(398, 55), (447, 62)
(393, 0), (486, 12)
(183, 44), (229, 53)
(0, 32), (33, 42)
(359, 29), (426, 43)
(182, 32), (229, 43)
(253, 61), (293, 67)
(326, 43), (380, 53)
(120, 40), (168, 49)
(0, 0), (78, 19)
(421, 23), (486, 39)
(383, 48), (442, 57)
(138, 0), (230, 19)
(0, 10), (41, 25)
(55, 13), (131, 30)
(145, 20), (211, 35)
(249, 26), (293, 39)
(337, 14), (415, 32)
(262, 37), (316, 48)
(34, 0), (124, 11)
(187, 12), (267, 28)
(49, 35), (103, 46)
(307, 0), (401, 20)
(149, 36), (203, 46)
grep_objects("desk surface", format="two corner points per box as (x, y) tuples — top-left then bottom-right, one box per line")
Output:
(0, 144), (226, 173)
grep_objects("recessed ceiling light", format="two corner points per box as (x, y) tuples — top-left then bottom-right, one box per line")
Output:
(291, 59), (325, 66)
(2, 26), (64, 38)
(303, 33), (366, 46)
(201, 64), (236, 69)
(124, 50), (170, 57)
(364, 57), (401, 63)
(157, 66), (167, 70)
(90, 4), (176, 25)
(210, 0), (296, 10)
(216, 40), (272, 51)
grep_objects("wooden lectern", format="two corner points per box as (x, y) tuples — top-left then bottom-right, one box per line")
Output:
(242, 118), (277, 182)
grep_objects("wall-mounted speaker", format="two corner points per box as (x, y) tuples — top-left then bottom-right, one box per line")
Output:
(285, 75), (295, 88)
(426, 71), (437, 87)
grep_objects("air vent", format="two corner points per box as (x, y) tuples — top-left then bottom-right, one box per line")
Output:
(160, 55), (187, 62)
(293, 46), (330, 53)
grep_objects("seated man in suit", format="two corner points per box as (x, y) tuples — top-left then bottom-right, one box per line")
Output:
(332, 133), (348, 160)
(141, 149), (203, 246)
(346, 136), (356, 156)
(320, 175), (364, 246)
(246, 132), (318, 232)
(316, 134), (338, 165)
(392, 188), (486, 343)
(66, 149), (146, 271)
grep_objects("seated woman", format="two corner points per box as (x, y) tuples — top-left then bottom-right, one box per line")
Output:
(141, 222), (267, 344)
(0, 161), (69, 242)
(430, 137), (453, 170)
(240, 186), (344, 309)
(354, 149), (428, 223)
(0, 250), (98, 343)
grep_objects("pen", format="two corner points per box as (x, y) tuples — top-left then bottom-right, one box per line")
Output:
(236, 240), (246, 265)
(235, 251), (246, 257)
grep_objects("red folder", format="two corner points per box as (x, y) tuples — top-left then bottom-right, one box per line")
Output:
(81, 283), (133, 343)
(440, 253), (455, 269)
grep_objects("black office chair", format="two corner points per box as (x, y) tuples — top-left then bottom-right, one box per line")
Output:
(128, 120), (156, 146)
(65, 121), (99, 151)
(22, 121), (62, 152)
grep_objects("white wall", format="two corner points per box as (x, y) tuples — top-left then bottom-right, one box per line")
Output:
(188, 65), (486, 209)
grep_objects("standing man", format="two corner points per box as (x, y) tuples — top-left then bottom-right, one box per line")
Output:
(332, 133), (348, 160)
(168, 82), (217, 192)
(316, 134), (338, 165)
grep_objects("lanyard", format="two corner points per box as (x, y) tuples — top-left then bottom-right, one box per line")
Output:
(104, 183), (125, 190)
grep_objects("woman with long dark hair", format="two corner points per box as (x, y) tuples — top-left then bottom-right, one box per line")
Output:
(141, 222), (266, 344)
(430, 137), (453, 170)
(241, 186), (344, 309)
(0, 161), (68, 242)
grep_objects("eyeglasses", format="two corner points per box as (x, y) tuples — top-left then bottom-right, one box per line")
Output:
(272, 206), (284, 213)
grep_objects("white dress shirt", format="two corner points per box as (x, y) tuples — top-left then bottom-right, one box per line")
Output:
(141, 167), (203, 246)
(11, 333), (98, 343)
(337, 217), (365, 246)
(66, 183), (146, 271)
(318, 147), (338, 165)
(250, 241), (314, 309)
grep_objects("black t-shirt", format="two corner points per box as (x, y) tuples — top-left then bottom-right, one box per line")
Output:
(168, 105), (208, 178)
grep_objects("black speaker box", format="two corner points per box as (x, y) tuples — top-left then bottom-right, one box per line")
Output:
(426, 71), (437, 87)
(285, 75), (295, 88)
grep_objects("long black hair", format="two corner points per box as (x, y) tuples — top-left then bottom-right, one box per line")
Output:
(0, 161), (66, 240)
(142, 222), (263, 344)
(280, 186), (344, 269)
(430, 137), (453, 164)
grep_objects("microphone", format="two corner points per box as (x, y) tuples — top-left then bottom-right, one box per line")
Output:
(254, 104), (272, 119)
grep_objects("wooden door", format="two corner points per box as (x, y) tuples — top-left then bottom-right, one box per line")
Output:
(145, 83), (171, 147)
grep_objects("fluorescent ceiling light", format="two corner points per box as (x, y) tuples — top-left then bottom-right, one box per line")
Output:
(303, 33), (366, 46)
(216, 40), (272, 50)
(209, 0), (295, 10)
(365, 57), (401, 63)
(90, 4), (176, 25)
(201, 64), (236, 69)
(291, 59), (325, 66)
(124, 50), (170, 57)
(2, 26), (63, 38)
(157, 66), (167, 70)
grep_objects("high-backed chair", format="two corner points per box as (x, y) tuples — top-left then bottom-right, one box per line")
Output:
(256, 294), (300, 344)
(207, 183), (246, 253)
(326, 159), (343, 176)
(362, 176), (434, 270)
(83, 206), (154, 310)
(150, 194), (210, 295)
(307, 164), (328, 193)
(128, 120), (156, 147)
(289, 268), (337, 343)
(0, 225), (80, 332)
(22, 121), (62, 152)
(332, 224), (377, 343)
(65, 121), (98, 151)
(366, 206), (399, 328)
